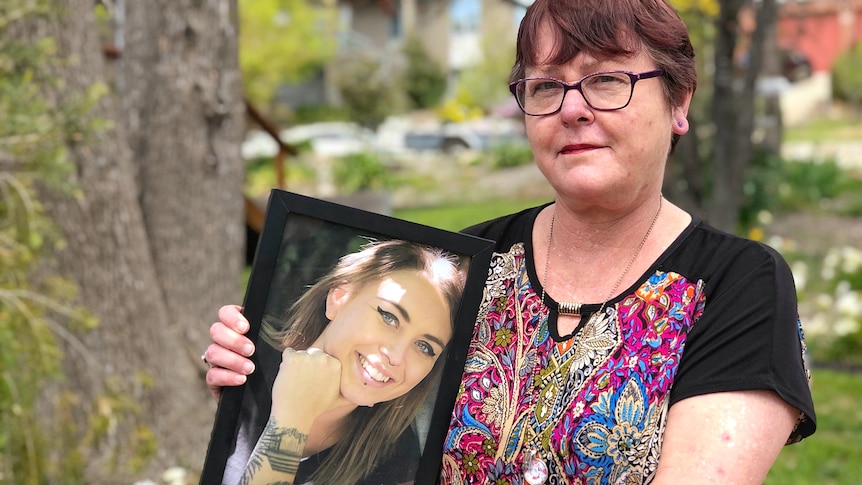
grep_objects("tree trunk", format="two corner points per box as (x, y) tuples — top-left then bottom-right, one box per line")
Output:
(709, 0), (777, 231)
(27, 0), (244, 481)
(120, 0), (246, 372)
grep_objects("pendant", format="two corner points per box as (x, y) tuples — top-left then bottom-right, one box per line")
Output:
(522, 447), (549, 485)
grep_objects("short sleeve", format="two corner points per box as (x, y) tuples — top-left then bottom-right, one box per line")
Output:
(669, 242), (816, 442)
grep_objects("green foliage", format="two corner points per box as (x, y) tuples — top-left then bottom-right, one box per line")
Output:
(486, 142), (534, 170)
(333, 55), (403, 129)
(740, 150), (853, 230)
(0, 2), (97, 482)
(292, 104), (350, 124)
(831, 42), (862, 111)
(402, 36), (447, 110)
(332, 152), (391, 194)
(240, 0), (338, 108)
(449, 23), (515, 115)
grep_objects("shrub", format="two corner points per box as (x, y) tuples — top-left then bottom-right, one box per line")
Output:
(1, 4), (100, 481)
(487, 142), (534, 169)
(332, 152), (392, 194)
(832, 42), (862, 111)
(333, 55), (402, 130)
(741, 148), (846, 230)
(402, 36), (447, 110)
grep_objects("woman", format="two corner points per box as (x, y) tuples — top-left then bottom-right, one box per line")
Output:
(218, 239), (466, 484)
(207, 0), (816, 483)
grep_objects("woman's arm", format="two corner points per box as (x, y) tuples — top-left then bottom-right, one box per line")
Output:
(652, 390), (800, 484)
(241, 347), (343, 485)
(240, 415), (307, 485)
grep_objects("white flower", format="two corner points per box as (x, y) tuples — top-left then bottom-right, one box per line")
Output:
(834, 318), (859, 337)
(840, 246), (862, 274)
(791, 261), (808, 291)
(162, 467), (187, 485)
(814, 293), (833, 311)
(835, 290), (861, 317)
(801, 315), (829, 337)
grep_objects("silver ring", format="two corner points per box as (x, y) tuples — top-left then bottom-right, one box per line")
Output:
(201, 353), (211, 367)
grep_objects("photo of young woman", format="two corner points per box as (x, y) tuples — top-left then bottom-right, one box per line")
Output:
(221, 238), (467, 485)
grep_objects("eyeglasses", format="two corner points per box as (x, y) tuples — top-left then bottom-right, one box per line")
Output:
(509, 69), (666, 116)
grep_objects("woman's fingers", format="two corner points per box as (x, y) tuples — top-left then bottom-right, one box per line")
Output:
(209, 320), (255, 358)
(205, 366), (248, 400)
(272, 347), (342, 419)
(204, 305), (256, 401)
(217, 304), (250, 335)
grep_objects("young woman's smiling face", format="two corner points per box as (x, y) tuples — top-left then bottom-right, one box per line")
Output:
(312, 269), (453, 407)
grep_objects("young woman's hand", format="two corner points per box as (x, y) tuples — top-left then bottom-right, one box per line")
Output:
(204, 304), (256, 400)
(270, 347), (343, 427)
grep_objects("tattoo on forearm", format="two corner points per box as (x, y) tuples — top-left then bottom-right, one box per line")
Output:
(239, 416), (307, 485)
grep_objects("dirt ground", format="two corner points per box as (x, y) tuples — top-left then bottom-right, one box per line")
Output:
(766, 211), (862, 254)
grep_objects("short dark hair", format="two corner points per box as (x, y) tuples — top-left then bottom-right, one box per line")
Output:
(511, 0), (697, 113)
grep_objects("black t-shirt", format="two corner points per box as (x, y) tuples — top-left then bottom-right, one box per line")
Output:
(461, 204), (816, 440)
(294, 423), (420, 485)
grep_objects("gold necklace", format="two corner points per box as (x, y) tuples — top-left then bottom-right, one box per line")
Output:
(523, 197), (663, 483)
(540, 196), (663, 317)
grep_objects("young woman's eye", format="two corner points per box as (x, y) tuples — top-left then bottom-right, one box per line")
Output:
(377, 306), (398, 326)
(416, 340), (436, 357)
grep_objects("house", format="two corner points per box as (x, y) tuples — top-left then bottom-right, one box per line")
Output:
(338, 0), (525, 70)
(775, 0), (862, 124)
(778, 0), (862, 73)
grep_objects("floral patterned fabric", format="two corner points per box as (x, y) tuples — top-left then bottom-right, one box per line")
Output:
(441, 243), (706, 484)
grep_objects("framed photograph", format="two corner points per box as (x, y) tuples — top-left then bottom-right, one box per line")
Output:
(201, 190), (494, 485)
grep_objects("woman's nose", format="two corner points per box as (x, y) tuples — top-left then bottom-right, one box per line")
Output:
(559, 87), (594, 122)
(380, 339), (408, 366)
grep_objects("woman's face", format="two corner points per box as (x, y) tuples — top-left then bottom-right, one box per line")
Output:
(312, 269), (453, 407)
(524, 23), (691, 210)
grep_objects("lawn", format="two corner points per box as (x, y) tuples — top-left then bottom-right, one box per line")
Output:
(784, 116), (862, 142)
(394, 197), (551, 232)
(766, 367), (862, 484)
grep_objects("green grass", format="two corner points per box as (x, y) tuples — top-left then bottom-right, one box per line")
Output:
(765, 368), (862, 485)
(784, 116), (862, 142)
(393, 197), (551, 232)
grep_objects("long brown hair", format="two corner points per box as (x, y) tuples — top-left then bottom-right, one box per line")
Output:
(512, 0), (697, 151)
(266, 239), (467, 484)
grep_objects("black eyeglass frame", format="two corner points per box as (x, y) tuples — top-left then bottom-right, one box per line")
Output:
(509, 69), (666, 116)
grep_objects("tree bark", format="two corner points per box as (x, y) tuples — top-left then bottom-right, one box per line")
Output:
(709, 0), (777, 231)
(26, 0), (244, 481)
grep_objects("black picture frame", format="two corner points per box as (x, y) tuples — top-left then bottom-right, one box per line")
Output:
(200, 190), (494, 485)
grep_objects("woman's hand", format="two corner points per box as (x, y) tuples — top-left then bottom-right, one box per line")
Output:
(270, 347), (343, 427)
(204, 304), (256, 400)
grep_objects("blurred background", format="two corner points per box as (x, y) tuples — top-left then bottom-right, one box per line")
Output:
(1, 0), (860, 483)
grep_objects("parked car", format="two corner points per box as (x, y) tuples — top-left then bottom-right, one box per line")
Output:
(378, 115), (527, 155)
(240, 121), (377, 160)
(279, 121), (377, 158)
(782, 49), (813, 83)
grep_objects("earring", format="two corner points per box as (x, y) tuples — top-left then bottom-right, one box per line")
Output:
(677, 121), (684, 127)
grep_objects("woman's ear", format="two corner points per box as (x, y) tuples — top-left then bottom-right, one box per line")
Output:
(672, 90), (694, 135)
(325, 284), (352, 320)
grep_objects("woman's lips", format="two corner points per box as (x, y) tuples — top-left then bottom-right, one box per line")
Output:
(561, 143), (600, 154)
(358, 354), (391, 384)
